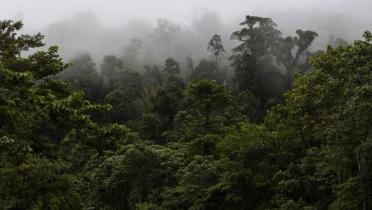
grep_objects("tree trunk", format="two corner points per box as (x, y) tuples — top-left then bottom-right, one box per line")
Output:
(357, 149), (369, 210)
(215, 55), (218, 69)
(287, 66), (293, 88)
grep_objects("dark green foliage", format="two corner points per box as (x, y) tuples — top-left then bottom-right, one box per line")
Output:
(235, 90), (261, 122)
(188, 59), (224, 82)
(142, 65), (164, 88)
(84, 144), (164, 209)
(138, 114), (163, 143)
(230, 15), (284, 106)
(266, 31), (372, 209)
(230, 15), (317, 107)
(144, 75), (185, 144)
(207, 34), (225, 66)
(104, 70), (143, 123)
(163, 57), (180, 74)
(0, 19), (133, 210)
(0, 20), (44, 59)
(1, 17), (371, 210)
(59, 53), (105, 103)
(173, 80), (235, 141)
(274, 29), (318, 87)
(101, 55), (124, 90)
(152, 75), (184, 127)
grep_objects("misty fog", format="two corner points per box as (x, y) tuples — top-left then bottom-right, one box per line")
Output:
(2, 0), (371, 69)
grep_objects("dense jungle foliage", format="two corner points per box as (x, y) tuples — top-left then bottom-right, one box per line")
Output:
(0, 15), (371, 210)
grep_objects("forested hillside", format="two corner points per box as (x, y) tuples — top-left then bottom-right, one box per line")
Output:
(0, 15), (371, 210)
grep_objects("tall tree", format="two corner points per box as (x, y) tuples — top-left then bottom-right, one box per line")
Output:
(230, 15), (284, 106)
(100, 55), (123, 90)
(207, 34), (225, 66)
(163, 57), (180, 74)
(152, 75), (184, 131)
(274, 29), (318, 87)
(123, 38), (143, 69)
(230, 15), (317, 107)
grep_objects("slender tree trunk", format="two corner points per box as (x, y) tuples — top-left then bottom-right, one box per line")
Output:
(362, 154), (368, 210)
(287, 66), (293, 88)
(215, 55), (218, 69)
(204, 103), (211, 131)
(357, 149), (368, 210)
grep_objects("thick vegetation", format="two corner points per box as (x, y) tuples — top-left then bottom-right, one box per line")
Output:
(0, 16), (371, 210)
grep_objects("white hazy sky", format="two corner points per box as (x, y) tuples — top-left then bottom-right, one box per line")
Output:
(1, 0), (372, 29)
